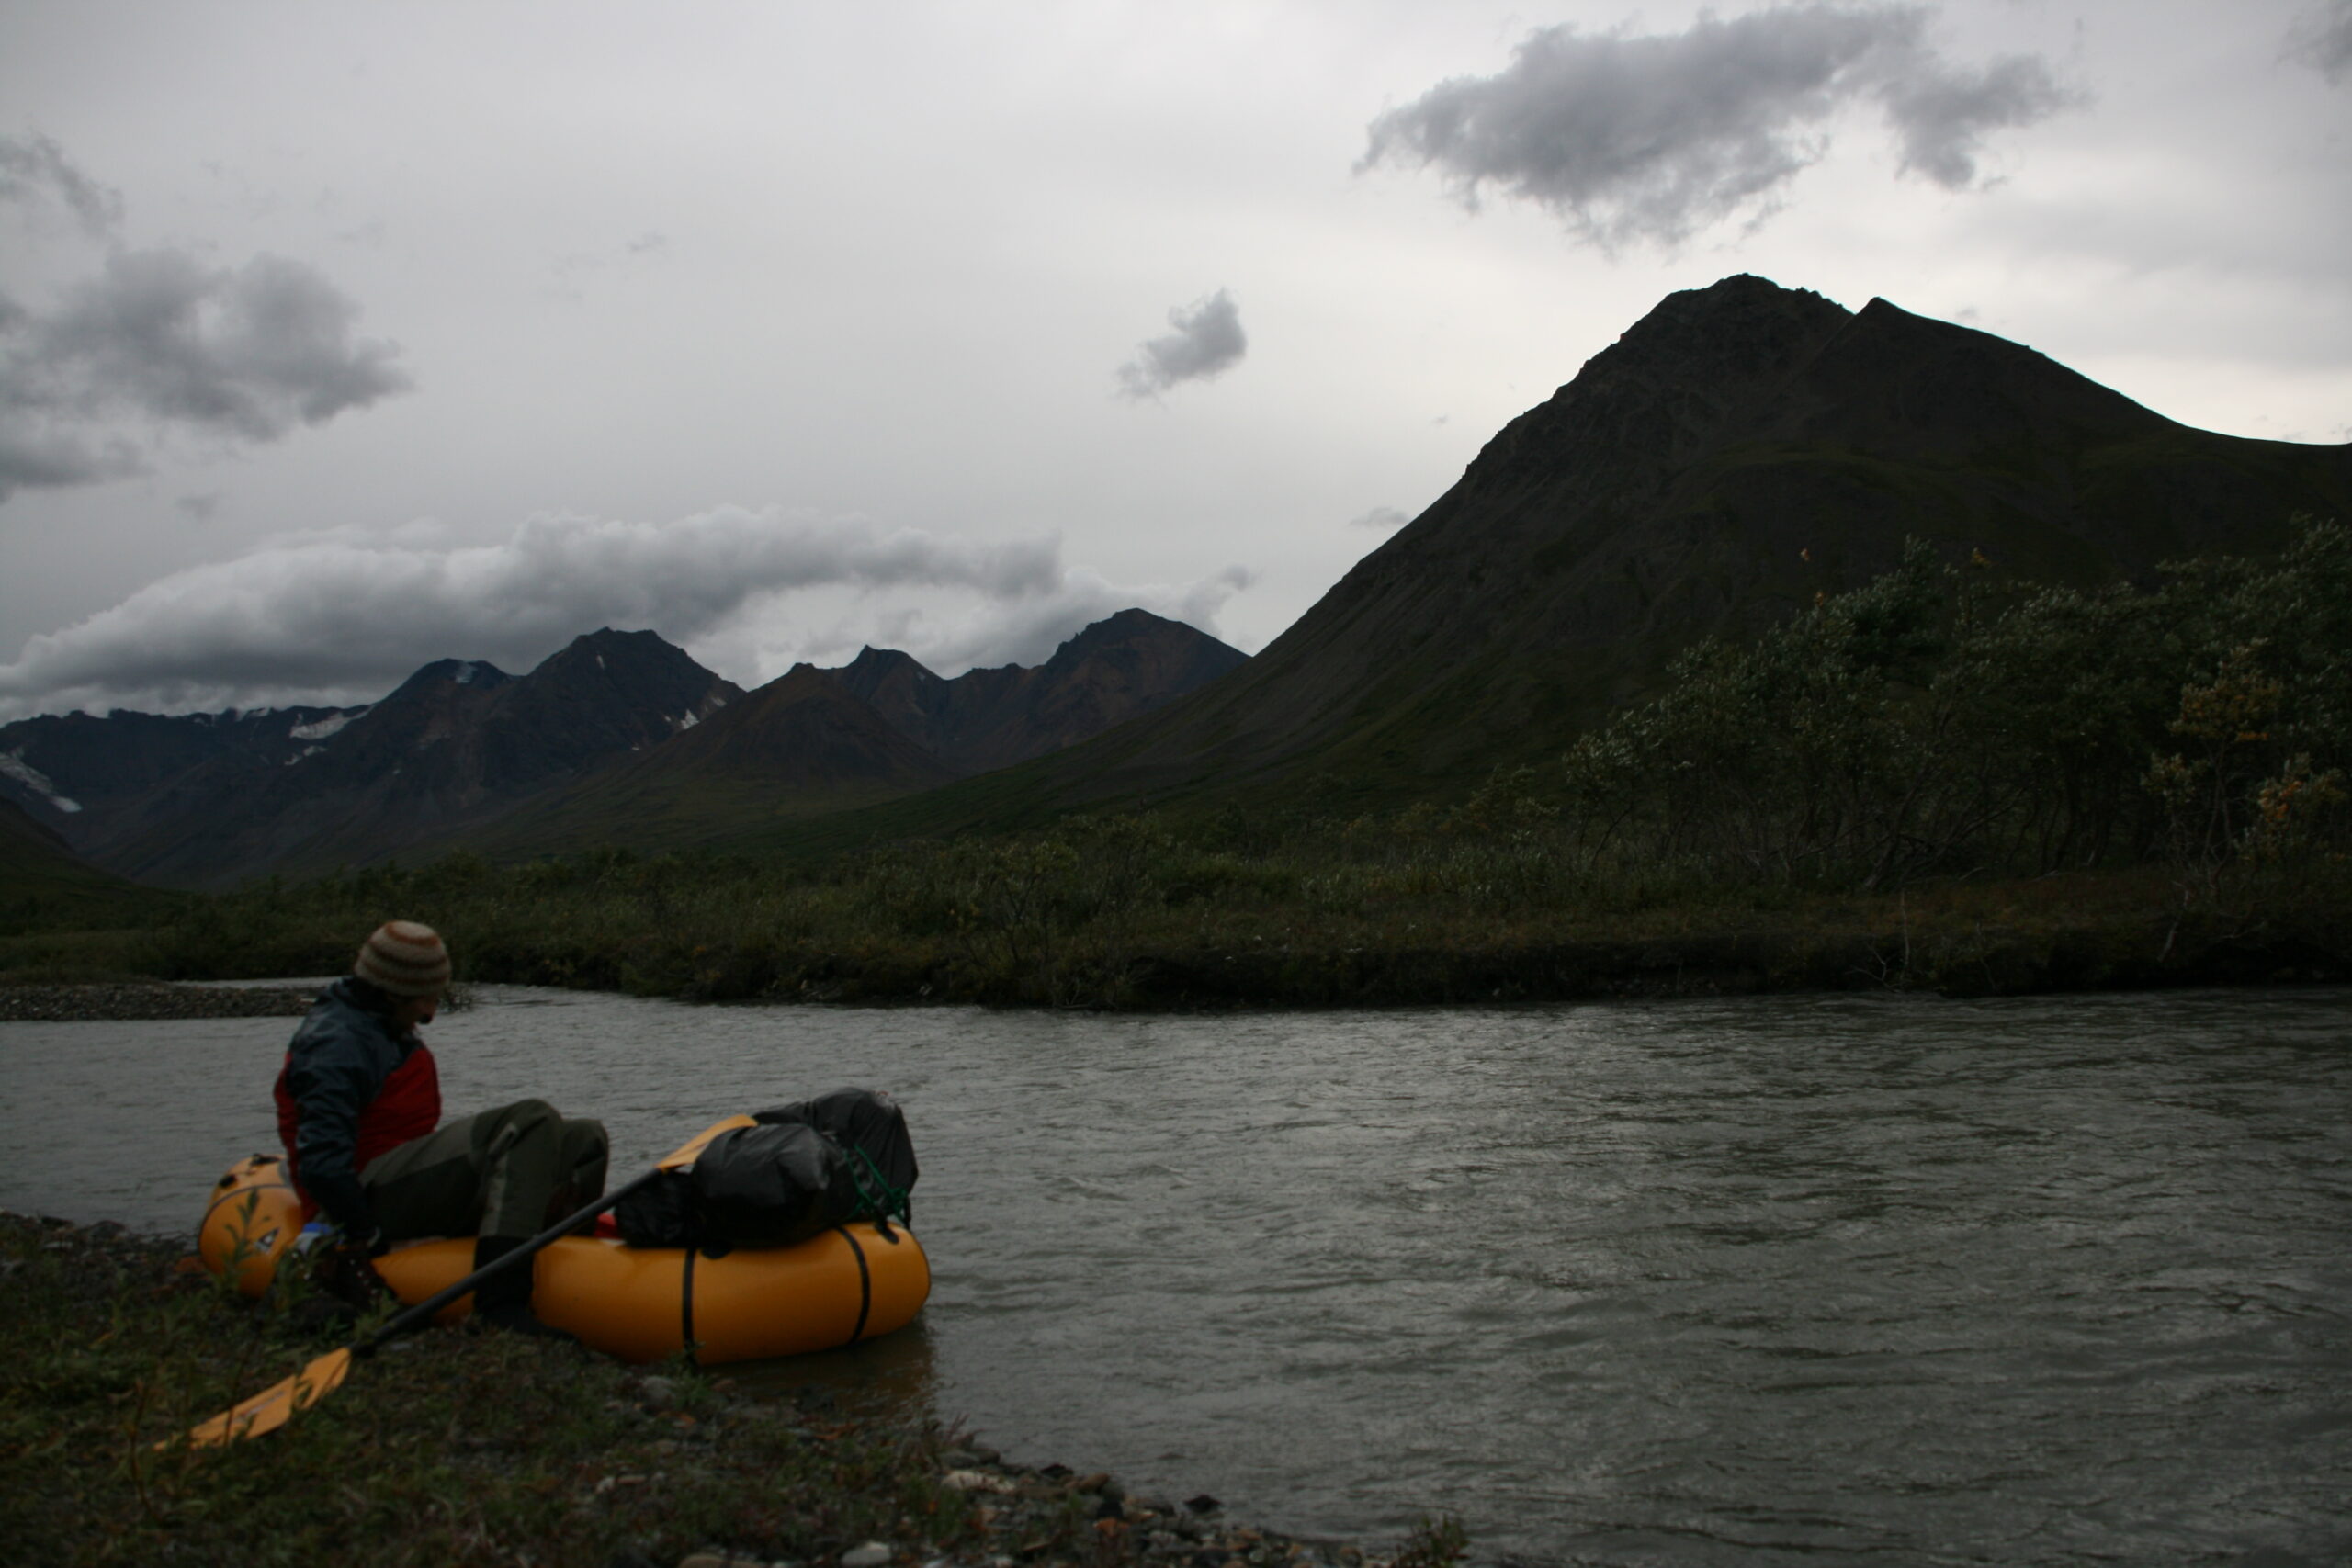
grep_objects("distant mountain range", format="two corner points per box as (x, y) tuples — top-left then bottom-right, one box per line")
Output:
(6, 273), (2345, 888)
(0, 612), (1245, 888)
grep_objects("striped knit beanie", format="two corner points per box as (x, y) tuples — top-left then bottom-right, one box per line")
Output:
(354, 920), (451, 998)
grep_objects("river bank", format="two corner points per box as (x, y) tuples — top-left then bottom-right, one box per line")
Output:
(5, 899), (2346, 1015)
(0, 1212), (1453, 1568)
(6, 807), (2349, 1010)
(0, 981), (320, 1021)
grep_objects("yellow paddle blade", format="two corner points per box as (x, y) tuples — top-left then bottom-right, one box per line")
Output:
(170, 1348), (353, 1450)
(659, 1114), (754, 1170)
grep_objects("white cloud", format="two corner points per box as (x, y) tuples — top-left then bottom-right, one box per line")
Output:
(1116, 288), (1249, 399)
(0, 506), (1254, 717)
(1360, 4), (2079, 249)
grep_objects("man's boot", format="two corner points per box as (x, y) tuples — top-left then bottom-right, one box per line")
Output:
(470, 1235), (580, 1342)
(297, 1240), (394, 1333)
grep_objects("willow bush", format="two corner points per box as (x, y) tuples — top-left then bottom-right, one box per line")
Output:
(1557, 517), (2352, 891)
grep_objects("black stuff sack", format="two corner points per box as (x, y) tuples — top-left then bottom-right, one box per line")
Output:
(689, 1121), (865, 1247)
(611, 1168), (701, 1249)
(613, 1089), (921, 1251)
(753, 1087), (918, 1210)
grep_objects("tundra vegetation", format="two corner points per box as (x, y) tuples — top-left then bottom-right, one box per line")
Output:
(4, 1215), (1458, 1568)
(4, 523), (2346, 1007)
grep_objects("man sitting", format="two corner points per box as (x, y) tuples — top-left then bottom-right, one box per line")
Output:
(276, 919), (606, 1337)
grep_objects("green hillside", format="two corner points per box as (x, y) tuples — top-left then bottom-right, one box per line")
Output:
(0, 798), (186, 966)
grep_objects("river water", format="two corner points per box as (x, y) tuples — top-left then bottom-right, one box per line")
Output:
(3, 986), (2346, 1566)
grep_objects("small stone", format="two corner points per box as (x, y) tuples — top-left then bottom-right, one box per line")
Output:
(677, 1555), (765, 1568)
(1073, 1472), (1114, 1495)
(1185, 1495), (1224, 1515)
(944, 1470), (1015, 1494)
(636, 1375), (679, 1410)
(842, 1543), (893, 1568)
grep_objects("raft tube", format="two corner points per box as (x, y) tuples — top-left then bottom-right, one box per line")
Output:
(198, 1153), (930, 1366)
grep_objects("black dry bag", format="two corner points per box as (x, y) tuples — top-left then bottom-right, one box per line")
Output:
(688, 1122), (864, 1247)
(752, 1087), (919, 1209)
(614, 1088), (919, 1251)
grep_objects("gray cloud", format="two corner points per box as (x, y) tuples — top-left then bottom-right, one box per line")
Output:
(0, 507), (1079, 716)
(2287, 1), (2352, 81)
(0, 134), (410, 502)
(1348, 505), (1410, 530)
(1874, 50), (2080, 186)
(0, 424), (144, 492)
(1360, 5), (2078, 249)
(0, 248), (411, 500)
(0, 133), (123, 235)
(39, 250), (409, 438)
(546, 231), (670, 298)
(1116, 288), (1247, 399)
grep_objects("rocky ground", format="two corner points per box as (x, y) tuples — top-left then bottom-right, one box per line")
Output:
(0, 980), (322, 1021)
(3, 1213), (1449, 1568)
(0, 979), (489, 1021)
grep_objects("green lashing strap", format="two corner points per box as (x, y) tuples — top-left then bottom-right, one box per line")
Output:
(845, 1146), (912, 1234)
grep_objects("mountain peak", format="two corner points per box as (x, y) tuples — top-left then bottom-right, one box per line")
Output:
(1036, 608), (1233, 679)
(842, 646), (940, 683)
(965, 276), (2348, 819)
(395, 657), (510, 694)
(1450, 275), (1851, 513)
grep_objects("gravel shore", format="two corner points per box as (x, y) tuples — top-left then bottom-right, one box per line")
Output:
(8, 1213), (1421, 1568)
(0, 981), (321, 1021)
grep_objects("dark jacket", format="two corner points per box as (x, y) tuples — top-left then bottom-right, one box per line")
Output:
(273, 978), (442, 1236)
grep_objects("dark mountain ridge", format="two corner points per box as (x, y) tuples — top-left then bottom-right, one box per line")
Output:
(738, 274), (2351, 847)
(459, 663), (962, 859)
(462, 611), (1248, 858)
(826, 608), (1249, 773)
(0, 700), (369, 853)
(2, 612), (1248, 885)
(19, 630), (741, 888)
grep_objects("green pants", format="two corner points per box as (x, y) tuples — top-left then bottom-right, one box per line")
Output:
(359, 1099), (608, 1242)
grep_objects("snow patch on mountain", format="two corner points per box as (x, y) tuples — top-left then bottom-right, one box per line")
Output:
(0, 750), (82, 813)
(290, 707), (368, 742)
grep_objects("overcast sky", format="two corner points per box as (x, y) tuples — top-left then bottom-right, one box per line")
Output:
(1, 0), (2346, 720)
